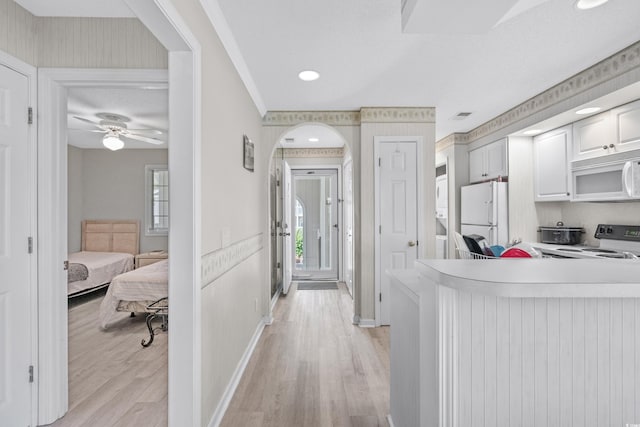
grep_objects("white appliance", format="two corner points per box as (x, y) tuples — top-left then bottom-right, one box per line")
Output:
(435, 174), (448, 221)
(536, 224), (640, 259)
(460, 181), (508, 246)
(572, 158), (640, 201)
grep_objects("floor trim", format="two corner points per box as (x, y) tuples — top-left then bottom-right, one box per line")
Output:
(206, 318), (266, 427)
(387, 414), (395, 427)
(358, 318), (376, 328)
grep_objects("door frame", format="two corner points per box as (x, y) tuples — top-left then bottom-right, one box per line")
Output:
(289, 165), (343, 281)
(0, 49), (38, 427)
(36, 0), (203, 424)
(374, 136), (424, 327)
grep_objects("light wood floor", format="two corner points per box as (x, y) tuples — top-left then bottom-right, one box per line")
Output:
(46, 291), (168, 427)
(221, 283), (390, 427)
(46, 282), (388, 427)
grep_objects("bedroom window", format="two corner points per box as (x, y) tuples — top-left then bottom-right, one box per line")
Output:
(145, 165), (169, 236)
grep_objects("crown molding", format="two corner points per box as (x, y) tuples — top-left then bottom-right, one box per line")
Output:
(263, 111), (360, 126)
(360, 107), (436, 123)
(281, 147), (345, 158)
(466, 41), (640, 143)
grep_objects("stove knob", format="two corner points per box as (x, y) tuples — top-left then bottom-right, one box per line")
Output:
(599, 226), (605, 234)
(607, 227), (613, 234)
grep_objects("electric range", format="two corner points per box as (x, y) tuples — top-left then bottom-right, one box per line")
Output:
(534, 224), (640, 259)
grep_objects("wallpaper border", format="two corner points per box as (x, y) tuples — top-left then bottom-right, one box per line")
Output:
(201, 233), (264, 288)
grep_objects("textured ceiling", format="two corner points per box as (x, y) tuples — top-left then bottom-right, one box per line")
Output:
(67, 87), (168, 150)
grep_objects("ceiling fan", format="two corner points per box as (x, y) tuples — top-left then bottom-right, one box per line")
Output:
(70, 112), (165, 151)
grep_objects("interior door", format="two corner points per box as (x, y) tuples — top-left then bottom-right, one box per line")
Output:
(343, 160), (354, 296)
(0, 64), (33, 425)
(379, 141), (418, 326)
(282, 161), (293, 294)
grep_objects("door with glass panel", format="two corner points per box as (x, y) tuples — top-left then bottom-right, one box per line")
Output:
(291, 169), (339, 280)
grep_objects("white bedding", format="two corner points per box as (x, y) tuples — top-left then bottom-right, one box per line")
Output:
(67, 251), (134, 295)
(99, 259), (168, 328)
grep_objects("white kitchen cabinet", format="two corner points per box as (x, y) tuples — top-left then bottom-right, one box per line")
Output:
(468, 138), (507, 183)
(533, 126), (572, 201)
(611, 99), (640, 154)
(572, 111), (614, 161)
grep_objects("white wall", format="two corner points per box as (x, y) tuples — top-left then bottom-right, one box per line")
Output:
(67, 147), (169, 253)
(163, 1), (266, 424)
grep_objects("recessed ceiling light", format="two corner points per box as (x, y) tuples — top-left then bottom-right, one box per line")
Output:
(298, 70), (320, 81)
(575, 0), (608, 10)
(523, 129), (542, 136)
(575, 107), (601, 115)
(308, 137), (319, 142)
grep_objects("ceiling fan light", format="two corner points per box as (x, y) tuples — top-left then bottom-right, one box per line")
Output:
(103, 134), (124, 151)
(575, 0), (608, 10)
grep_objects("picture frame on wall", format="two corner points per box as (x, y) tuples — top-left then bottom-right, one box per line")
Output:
(243, 134), (254, 172)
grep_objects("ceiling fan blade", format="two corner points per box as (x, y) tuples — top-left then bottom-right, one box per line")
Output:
(123, 133), (165, 145)
(127, 128), (164, 135)
(68, 128), (107, 133)
(72, 116), (102, 126)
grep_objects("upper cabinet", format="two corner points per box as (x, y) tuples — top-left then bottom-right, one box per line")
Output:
(572, 100), (640, 162)
(468, 138), (507, 183)
(612, 99), (640, 154)
(533, 126), (572, 202)
(572, 111), (614, 161)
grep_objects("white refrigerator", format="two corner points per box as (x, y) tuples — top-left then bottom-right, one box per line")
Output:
(460, 181), (508, 246)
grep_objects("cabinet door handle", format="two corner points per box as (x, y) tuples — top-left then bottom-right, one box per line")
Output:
(603, 145), (609, 150)
(609, 144), (615, 148)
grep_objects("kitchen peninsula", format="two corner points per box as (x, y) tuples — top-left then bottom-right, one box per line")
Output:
(388, 259), (640, 427)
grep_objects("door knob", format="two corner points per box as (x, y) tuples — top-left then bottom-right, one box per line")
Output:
(408, 241), (416, 247)
(279, 232), (291, 236)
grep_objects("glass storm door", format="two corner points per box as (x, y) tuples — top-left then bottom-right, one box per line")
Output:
(291, 169), (339, 280)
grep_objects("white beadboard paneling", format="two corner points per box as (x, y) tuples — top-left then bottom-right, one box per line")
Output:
(558, 299), (573, 427)
(471, 294), (485, 426)
(496, 297), (510, 427)
(597, 299), (610, 427)
(547, 298), (559, 427)
(521, 298), (536, 427)
(440, 293), (640, 427)
(572, 299), (586, 427)
(510, 298), (523, 427)
(622, 299), (636, 423)
(458, 291), (472, 426)
(610, 298), (623, 427)
(484, 297), (497, 427)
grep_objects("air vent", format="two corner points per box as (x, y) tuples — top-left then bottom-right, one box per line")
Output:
(284, 138), (295, 144)
(451, 112), (472, 121)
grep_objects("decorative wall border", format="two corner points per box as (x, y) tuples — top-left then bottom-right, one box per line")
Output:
(263, 111), (360, 126)
(445, 40), (640, 145)
(201, 233), (264, 288)
(360, 107), (436, 123)
(435, 132), (469, 151)
(281, 147), (345, 158)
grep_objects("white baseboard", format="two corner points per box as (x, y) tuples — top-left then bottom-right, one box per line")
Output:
(207, 318), (266, 427)
(358, 318), (376, 328)
(270, 287), (281, 312)
(387, 414), (395, 427)
(263, 314), (274, 325)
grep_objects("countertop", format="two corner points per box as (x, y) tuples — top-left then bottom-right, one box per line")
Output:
(388, 258), (640, 298)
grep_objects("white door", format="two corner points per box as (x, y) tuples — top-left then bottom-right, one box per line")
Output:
(282, 161), (293, 294)
(0, 64), (33, 425)
(378, 141), (418, 326)
(343, 160), (354, 296)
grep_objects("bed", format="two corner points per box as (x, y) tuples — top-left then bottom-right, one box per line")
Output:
(67, 220), (138, 296)
(99, 258), (168, 330)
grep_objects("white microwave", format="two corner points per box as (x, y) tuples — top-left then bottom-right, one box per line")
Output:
(572, 159), (640, 201)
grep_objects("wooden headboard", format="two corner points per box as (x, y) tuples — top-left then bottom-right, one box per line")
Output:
(81, 220), (140, 255)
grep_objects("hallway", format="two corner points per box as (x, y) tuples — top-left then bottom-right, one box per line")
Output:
(221, 283), (390, 427)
